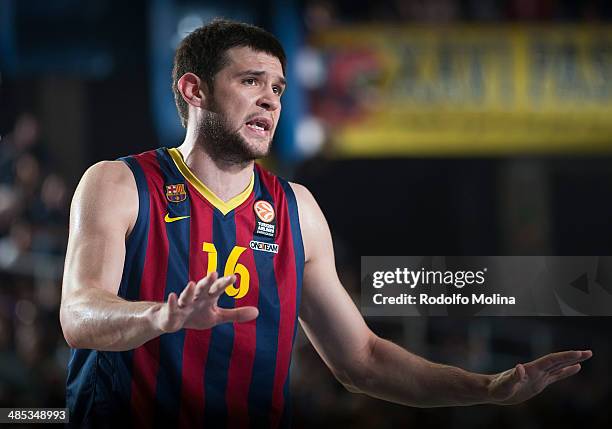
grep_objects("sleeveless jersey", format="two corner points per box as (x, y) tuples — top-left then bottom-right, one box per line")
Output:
(66, 147), (305, 428)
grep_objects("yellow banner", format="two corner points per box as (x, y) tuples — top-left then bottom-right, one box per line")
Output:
(309, 25), (612, 156)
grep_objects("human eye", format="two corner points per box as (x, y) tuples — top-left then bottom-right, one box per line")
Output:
(272, 85), (284, 96)
(242, 77), (257, 86)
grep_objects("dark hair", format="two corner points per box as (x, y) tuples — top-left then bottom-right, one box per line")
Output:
(172, 18), (287, 128)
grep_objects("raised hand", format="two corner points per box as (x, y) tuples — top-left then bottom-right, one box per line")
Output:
(156, 271), (259, 333)
(488, 350), (593, 405)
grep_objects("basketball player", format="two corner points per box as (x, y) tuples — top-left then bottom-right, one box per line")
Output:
(60, 19), (592, 428)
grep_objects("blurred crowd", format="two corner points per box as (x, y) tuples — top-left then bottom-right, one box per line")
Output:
(0, 113), (69, 407)
(304, 0), (612, 29)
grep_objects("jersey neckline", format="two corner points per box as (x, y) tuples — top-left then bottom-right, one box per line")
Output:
(167, 147), (255, 215)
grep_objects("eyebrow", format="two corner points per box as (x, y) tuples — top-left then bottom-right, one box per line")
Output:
(236, 70), (287, 87)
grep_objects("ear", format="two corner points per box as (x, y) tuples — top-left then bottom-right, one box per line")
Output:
(177, 72), (208, 109)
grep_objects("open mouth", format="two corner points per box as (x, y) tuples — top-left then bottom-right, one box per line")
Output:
(245, 116), (272, 136)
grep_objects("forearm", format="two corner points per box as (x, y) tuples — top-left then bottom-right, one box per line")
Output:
(354, 336), (492, 408)
(60, 286), (164, 352)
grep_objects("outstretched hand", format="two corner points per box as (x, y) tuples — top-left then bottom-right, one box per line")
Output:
(156, 272), (259, 333)
(488, 350), (592, 405)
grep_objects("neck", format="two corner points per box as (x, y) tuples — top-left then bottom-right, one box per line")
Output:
(177, 132), (254, 202)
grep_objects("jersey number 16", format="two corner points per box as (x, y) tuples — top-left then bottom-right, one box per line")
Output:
(203, 242), (250, 299)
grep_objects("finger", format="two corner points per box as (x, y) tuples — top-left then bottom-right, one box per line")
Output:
(534, 350), (589, 372)
(167, 292), (178, 312)
(550, 362), (581, 377)
(194, 272), (218, 299)
(163, 292), (185, 333)
(544, 350), (593, 373)
(539, 351), (581, 370)
(209, 275), (237, 296)
(178, 281), (196, 308)
(215, 306), (259, 324)
(548, 363), (581, 384)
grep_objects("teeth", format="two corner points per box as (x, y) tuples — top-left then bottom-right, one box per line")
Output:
(248, 123), (265, 131)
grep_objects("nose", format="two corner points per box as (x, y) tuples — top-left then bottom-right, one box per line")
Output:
(256, 86), (280, 112)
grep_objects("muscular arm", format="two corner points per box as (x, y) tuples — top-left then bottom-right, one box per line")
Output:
(291, 183), (592, 407)
(60, 161), (256, 352)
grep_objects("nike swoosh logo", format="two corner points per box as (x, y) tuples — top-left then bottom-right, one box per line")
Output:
(164, 213), (190, 223)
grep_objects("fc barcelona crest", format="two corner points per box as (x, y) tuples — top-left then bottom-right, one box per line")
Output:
(165, 183), (187, 202)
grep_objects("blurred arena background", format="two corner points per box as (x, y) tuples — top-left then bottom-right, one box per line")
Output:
(1, 0), (612, 427)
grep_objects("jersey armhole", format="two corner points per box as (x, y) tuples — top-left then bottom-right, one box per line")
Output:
(279, 179), (305, 267)
(115, 156), (150, 300)
(118, 157), (150, 259)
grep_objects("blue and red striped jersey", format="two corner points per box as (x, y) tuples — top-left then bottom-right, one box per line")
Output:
(66, 147), (304, 428)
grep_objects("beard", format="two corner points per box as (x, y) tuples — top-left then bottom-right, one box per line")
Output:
(198, 96), (272, 165)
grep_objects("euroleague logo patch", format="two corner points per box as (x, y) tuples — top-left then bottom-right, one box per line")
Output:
(253, 199), (276, 238)
(254, 200), (275, 222)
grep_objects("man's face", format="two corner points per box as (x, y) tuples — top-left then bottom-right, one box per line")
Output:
(199, 46), (285, 164)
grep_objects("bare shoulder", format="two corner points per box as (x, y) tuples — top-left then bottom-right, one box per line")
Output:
(72, 160), (138, 236)
(288, 182), (325, 227)
(79, 160), (134, 189)
(288, 182), (319, 216)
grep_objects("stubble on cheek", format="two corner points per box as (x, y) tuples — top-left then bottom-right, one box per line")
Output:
(198, 107), (271, 165)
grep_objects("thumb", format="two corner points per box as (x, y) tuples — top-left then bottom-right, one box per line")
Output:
(216, 306), (259, 324)
(513, 363), (526, 383)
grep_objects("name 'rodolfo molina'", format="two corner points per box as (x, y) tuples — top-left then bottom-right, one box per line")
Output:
(373, 293), (516, 305)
